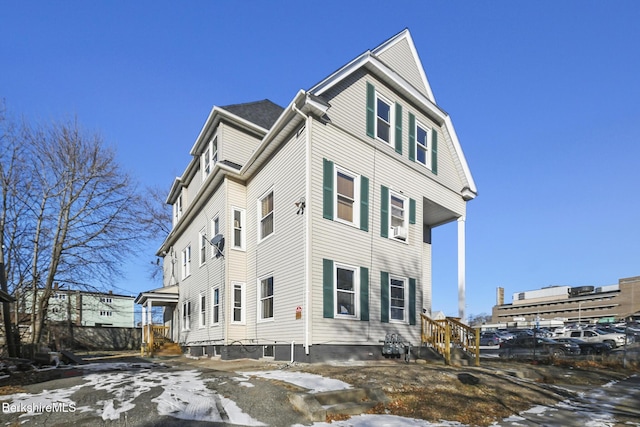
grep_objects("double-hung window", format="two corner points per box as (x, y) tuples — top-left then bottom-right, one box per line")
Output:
(389, 276), (408, 323)
(199, 293), (206, 328)
(390, 192), (408, 241)
(323, 159), (369, 231)
(416, 122), (431, 169)
(199, 228), (207, 265)
(322, 259), (369, 321)
(376, 94), (392, 144)
(259, 190), (274, 241)
(211, 287), (220, 324)
(335, 264), (358, 318)
(232, 208), (245, 250)
(336, 168), (358, 225)
(174, 194), (183, 226)
(181, 245), (191, 279)
(182, 300), (191, 330)
(232, 282), (245, 324)
(210, 217), (220, 258)
(258, 276), (274, 321)
(202, 137), (218, 181)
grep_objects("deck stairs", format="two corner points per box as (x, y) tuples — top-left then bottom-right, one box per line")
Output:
(420, 314), (480, 366)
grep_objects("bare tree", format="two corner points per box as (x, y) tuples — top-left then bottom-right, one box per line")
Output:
(139, 186), (172, 282)
(1, 110), (149, 349)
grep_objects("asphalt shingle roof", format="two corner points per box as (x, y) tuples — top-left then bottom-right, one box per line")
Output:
(221, 99), (284, 130)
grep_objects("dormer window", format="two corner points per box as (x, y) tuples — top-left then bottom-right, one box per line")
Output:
(173, 194), (183, 225)
(202, 137), (218, 181)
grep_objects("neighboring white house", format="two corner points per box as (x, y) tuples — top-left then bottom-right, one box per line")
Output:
(137, 29), (477, 361)
(46, 289), (135, 328)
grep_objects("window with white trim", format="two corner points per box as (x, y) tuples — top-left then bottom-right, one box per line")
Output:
(100, 310), (113, 317)
(389, 192), (408, 241)
(335, 264), (358, 318)
(182, 300), (191, 330)
(259, 190), (274, 241)
(174, 194), (183, 225)
(416, 121), (431, 169)
(202, 136), (218, 181)
(181, 245), (191, 279)
(232, 208), (245, 250)
(376, 93), (392, 144)
(335, 166), (360, 227)
(199, 293), (206, 327)
(232, 282), (245, 324)
(211, 287), (220, 324)
(258, 276), (274, 321)
(389, 276), (408, 323)
(199, 228), (207, 265)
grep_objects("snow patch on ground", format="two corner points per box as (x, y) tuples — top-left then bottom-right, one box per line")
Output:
(239, 370), (352, 393)
(0, 363), (264, 425)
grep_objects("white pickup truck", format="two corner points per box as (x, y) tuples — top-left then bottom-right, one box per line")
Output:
(559, 329), (626, 348)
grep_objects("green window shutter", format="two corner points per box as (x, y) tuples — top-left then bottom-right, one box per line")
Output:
(322, 158), (334, 220)
(380, 185), (389, 238)
(323, 259), (334, 318)
(409, 278), (416, 325)
(360, 267), (369, 321)
(394, 103), (403, 154)
(360, 175), (369, 232)
(366, 83), (375, 138)
(380, 271), (389, 323)
(431, 129), (438, 174)
(408, 113), (416, 162)
(409, 198), (416, 225)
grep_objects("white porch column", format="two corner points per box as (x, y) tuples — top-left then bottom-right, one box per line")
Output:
(457, 216), (466, 322)
(146, 300), (153, 326)
(141, 305), (146, 327)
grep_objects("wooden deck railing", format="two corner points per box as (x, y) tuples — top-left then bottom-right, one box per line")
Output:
(421, 314), (480, 366)
(141, 324), (170, 356)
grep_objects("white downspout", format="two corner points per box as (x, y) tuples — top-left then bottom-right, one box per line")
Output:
(291, 102), (311, 355)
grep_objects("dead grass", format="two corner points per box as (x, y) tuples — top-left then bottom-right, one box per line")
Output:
(297, 359), (635, 427)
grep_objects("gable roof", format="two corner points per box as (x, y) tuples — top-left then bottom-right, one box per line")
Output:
(220, 99), (284, 130)
(308, 28), (477, 198)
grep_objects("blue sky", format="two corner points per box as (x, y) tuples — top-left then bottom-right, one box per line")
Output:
(2, 1), (640, 319)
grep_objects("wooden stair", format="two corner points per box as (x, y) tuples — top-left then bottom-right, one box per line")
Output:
(153, 342), (183, 357)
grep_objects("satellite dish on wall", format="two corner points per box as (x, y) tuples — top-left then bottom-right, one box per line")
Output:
(210, 234), (225, 258)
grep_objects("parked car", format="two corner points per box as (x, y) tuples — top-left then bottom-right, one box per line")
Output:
(553, 338), (611, 355)
(498, 337), (581, 359)
(480, 332), (503, 346)
(495, 330), (515, 341)
(559, 329), (626, 348)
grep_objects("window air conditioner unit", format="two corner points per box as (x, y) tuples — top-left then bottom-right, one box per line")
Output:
(392, 226), (407, 239)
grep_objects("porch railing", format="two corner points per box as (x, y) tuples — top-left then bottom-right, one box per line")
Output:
(421, 314), (480, 366)
(141, 324), (170, 356)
